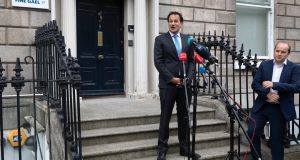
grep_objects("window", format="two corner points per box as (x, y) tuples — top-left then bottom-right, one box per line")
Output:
(236, 0), (274, 58)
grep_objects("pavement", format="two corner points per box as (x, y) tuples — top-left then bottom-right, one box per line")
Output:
(80, 96), (161, 121)
(1, 132), (46, 160)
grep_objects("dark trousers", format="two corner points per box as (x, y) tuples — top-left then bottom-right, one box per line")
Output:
(157, 85), (191, 153)
(247, 103), (286, 160)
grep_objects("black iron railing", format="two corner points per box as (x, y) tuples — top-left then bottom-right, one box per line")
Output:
(0, 20), (82, 160)
(0, 57), (46, 160)
(192, 31), (300, 148)
(35, 20), (82, 160)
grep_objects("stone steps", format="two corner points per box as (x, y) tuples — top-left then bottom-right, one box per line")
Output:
(81, 119), (226, 145)
(133, 145), (249, 160)
(82, 131), (238, 160)
(80, 106), (215, 130)
(80, 98), (246, 160)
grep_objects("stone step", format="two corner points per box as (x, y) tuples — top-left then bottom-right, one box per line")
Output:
(82, 131), (238, 160)
(82, 119), (226, 145)
(133, 145), (249, 160)
(81, 106), (216, 130)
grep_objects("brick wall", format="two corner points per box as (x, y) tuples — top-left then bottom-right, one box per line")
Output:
(159, 0), (236, 36)
(0, 0), (50, 94)
(276, 0), (300, 62)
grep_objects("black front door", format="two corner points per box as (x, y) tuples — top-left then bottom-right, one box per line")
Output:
(77, 0), (124, 96)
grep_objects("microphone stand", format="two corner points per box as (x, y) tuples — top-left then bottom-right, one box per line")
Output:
(181, 61), (192, 160)
(203, 63), (261, 160)
(190, 66), (201, 160)
(182, 60), (201, 160)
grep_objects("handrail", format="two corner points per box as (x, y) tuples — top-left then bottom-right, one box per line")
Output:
(35, 20), (82, 160)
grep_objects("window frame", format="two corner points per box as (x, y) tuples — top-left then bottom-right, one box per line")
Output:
(236, 0), (274, 59)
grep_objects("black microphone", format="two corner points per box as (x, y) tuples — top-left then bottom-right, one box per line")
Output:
(188, 37), (218, 65)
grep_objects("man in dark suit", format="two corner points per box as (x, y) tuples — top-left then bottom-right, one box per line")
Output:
(247, 41), (300, 160)
(154, 11), (195, 160)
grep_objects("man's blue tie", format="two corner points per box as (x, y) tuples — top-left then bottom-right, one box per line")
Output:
(173, 34), (181, 56)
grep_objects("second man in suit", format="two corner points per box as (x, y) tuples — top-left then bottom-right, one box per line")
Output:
(247, 41), (300, 160)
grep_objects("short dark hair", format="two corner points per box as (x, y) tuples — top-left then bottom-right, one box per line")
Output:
(275, 41), (291, 54)
(167, 11), (183, 23)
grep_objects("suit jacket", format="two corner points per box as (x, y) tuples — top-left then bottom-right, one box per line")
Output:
(154, 32), (195, 88)
(251, 59), (300, 121)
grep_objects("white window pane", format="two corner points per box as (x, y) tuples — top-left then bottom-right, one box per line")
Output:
(236, 6), (268, 56)
(237, 0), (270, 5)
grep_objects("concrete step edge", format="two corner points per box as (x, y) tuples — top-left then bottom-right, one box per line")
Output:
(81, 106), (215, 122)
(81, 119), (226, 138)
(132, 145), (249, 160)
(82, 131), (234, 157)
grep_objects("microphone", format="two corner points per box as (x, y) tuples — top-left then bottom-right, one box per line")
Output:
(194, 54), (204, 64)
(179, 52), (187, 78)
(179, 52), (187, 61)
(193, 53), (208, 87)
(188, 37), (218, 65)
(199, 65), (206, 74)
(198, 65), (208, 88)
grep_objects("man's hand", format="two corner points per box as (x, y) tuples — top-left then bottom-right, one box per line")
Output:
(266, 92), (279, 104)
(262, 81), (273, 89)
(170, 77), (181, 87)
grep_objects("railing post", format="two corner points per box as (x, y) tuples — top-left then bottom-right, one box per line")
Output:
(245, 50), (252, 114)
(11, 58), (25, 160)
(219, 31), (225, 87)
(237, 44), (244, 157)
(66, 51), (73, 146)
(237, 44), (244, 108)
(212, 31), (218, 97)
(252, 54), (258, 104)
(231, 39), (237, 102)
(0, 58), (7, 160)
(24, 56), (38, 160)
(58, 55), (69, 160)
(225, 35), (231, 93)
(71, 58), (82, 160)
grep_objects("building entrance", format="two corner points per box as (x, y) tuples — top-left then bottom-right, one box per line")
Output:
(77, 0), (124, 96)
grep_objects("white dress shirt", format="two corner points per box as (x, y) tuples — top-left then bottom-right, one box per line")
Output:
(271, 59), (287, 93)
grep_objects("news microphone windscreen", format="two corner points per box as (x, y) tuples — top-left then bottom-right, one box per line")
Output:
(194, 54), (204, 64)
(179, 52), (187, 61)
(187, 36), (194, 45)
(187, 37), (210, 60)
(199, 66), (206, 74)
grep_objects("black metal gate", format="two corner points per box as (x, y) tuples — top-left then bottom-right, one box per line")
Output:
(0, 20), (82, 160)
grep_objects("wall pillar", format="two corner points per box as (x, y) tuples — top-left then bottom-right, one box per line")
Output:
(124, 0), (135, 95)
(61, 0), (77, 57)
(133, 0), (148, 96)
(50, 0), (55, 20)
(148, 0), (159, 96)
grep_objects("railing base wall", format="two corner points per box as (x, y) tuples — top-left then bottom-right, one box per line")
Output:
(1, 98), (32, 130)
(36, 100), (73, 160)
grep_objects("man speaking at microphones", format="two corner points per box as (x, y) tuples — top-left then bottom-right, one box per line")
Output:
(154, 11), (195, 160)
